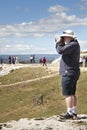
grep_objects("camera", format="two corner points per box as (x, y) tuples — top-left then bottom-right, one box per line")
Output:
(55, 36), (64, 44)
(60, 37), (64, 43)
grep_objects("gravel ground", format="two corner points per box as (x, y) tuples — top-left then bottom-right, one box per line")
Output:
(0, 115), (87, 130)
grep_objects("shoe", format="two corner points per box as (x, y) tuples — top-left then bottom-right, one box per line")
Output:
(60, 113), (67, 117)
(59, 112), (73, 120)
(73, 113), (77, 119)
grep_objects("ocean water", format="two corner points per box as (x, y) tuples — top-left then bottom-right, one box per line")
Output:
(0, 54), (60, 64)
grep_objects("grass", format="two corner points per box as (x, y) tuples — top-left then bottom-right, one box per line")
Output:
(0, 67), (87, 123)
(0, 67), (50, 85)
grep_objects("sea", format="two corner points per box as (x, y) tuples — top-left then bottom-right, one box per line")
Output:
(0, 54), (60, 64)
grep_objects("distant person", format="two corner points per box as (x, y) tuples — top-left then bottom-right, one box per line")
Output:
(15, 57), (19, 64)
(79, 57), (83, 67)
(12, 57), (16, 64)
(82, 56), (86, 67)
(30, 55), (35, 63)
(30, 55), (33, 63)
(42, 57), (47, 66)
(39, 58), (42, 64)
(9, 56), (12, 64)
(55, 30), (80, 119)
(32, 55), (35, 63)
(0, 58), (3, 64)
(85, 57), (87, 67)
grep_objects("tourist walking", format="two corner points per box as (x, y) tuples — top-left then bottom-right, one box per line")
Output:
(55, 30), (80, 119)
(42, 57), (47, 66)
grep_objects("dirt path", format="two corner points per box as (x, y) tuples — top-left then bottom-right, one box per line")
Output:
(1, 63), (87, 88)
(0, 73), (58, 88)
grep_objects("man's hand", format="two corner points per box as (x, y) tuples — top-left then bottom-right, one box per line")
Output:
(55, 36), (64, 44)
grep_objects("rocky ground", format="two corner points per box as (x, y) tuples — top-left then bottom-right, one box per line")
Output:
(0, 114), (87, 130)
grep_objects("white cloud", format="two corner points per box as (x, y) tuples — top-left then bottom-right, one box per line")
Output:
(0, 39), (49, 54)
(5, 44), (11, 48)
(79, 0), (87, 16)
(33, 33), (45, 37)
(0, 10), (87, 39)
(0, 4), (87, 54)
(16, 5), (29, 13)
(80, 0), (87, 10)
(48, 5), (68, 13)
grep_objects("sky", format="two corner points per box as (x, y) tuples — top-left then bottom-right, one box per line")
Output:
(0, 0), (87, 54)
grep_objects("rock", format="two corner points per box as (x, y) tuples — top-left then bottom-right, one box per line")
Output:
(0, 125), (2, 129)
(33, 94), (44, 105)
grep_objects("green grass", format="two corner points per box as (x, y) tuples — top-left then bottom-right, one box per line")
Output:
(0, 67), (50, 85)
(0, 68), (87, 123)
(77, 72), (87, 114)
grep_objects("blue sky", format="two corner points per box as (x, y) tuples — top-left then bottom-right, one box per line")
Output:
(0, 0), (87, 54)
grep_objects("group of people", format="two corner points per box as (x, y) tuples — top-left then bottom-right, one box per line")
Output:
(29, 55), (47, 66)
(9, 56), (18, 64)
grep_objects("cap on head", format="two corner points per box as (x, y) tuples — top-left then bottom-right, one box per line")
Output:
(60, 30), (76, 38)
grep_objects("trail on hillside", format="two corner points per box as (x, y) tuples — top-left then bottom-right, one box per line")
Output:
(0, 73), (58, 88)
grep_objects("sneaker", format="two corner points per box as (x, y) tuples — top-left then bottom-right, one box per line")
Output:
(60, 112), (67, 117)
(59, 112), (73, 120)
(73, 113), (77, 119)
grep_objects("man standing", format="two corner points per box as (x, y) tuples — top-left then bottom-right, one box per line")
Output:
(55, 30), (80, 119)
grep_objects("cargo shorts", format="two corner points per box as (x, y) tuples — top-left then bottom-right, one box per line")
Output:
(61, 75), (79, 96)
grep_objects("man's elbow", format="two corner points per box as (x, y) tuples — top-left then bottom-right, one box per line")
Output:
(59, 52), (62, 54)
(58, 49), (62, 54)
(56, 49), (62, 54)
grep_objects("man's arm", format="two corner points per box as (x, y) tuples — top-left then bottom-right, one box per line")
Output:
(56, 42), (77, 55)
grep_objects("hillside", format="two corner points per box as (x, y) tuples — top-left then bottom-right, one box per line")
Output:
(0, 64), (87, 129)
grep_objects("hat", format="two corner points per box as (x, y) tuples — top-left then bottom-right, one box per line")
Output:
(60, 30), (76, 38)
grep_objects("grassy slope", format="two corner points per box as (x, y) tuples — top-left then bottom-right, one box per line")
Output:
(0, 67), (87, 122)
(0, 67), (50, 85)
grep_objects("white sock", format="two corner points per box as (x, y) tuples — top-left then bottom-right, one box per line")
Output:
(72, 106), (76, 114)
(67, 107), (73, 115)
